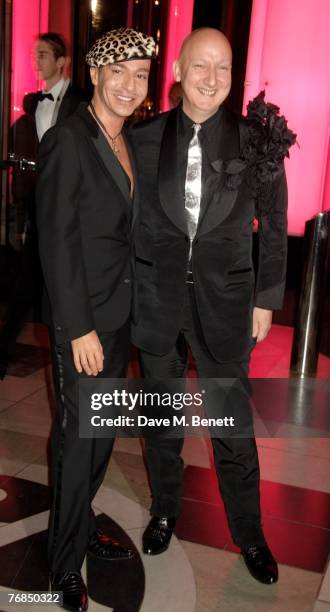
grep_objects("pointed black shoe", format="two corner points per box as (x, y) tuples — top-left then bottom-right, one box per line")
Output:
(51, 571), (88, 611)
(143, 516), (176, 555)
(87, 529), (134, 561)
(241, 545), (278, 584)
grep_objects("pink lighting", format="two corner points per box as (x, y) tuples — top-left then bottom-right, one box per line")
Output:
(159, 0), (194, 112)
(11, 0), (49, 125)
(244, 0), (330, 235)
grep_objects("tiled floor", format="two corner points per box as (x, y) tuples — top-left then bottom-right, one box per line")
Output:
(0, 322), (329, 611)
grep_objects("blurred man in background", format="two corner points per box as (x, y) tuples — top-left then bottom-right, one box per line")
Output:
(0, 33), (84, 379)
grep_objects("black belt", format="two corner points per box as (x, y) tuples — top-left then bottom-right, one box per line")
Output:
(186, 270), (194, 284)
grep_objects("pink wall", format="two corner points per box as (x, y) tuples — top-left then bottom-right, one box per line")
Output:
(11, 0), (49, 124)
(244, 0), (330, 235)
(159, 0), (194, 112)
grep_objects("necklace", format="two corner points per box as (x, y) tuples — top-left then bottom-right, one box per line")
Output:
(89, 102), (122, 156)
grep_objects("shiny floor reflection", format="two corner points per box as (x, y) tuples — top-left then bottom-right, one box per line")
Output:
(0, 322), (329, 612)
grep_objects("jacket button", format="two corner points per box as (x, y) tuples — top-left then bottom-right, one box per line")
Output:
(55, 325), (62, 331)
(123, 278), (130, 284)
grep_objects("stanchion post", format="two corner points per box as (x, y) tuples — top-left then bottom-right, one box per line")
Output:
(290, 211), (330, 377)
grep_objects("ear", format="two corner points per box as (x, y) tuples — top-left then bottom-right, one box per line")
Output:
(173, 60), (181, 82)
(57, 56), (66, 71)
(90, 66), (98, 86)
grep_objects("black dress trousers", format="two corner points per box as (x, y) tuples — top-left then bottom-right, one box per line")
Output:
(140, 287), (266, 549)
(48, 322), (130, 573)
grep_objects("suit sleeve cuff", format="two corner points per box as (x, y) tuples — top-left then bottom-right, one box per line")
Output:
(254, 283), (285, 310)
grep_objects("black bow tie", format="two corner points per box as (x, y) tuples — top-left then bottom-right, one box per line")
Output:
(36, 92), (54, 102)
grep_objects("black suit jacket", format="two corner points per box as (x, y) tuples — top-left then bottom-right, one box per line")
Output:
(10, 85), (85, 235)
(131, 106), (288, 362)
(36, 103), (137, 343)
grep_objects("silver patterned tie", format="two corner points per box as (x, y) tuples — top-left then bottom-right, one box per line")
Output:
(185, 123), (202, 261)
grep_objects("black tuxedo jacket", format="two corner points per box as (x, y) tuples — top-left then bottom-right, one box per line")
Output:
(10, 85), (85, 234)
(23, 83), (85, 144)
(36, 103), (137, 343)
(131, 106), (288, 362)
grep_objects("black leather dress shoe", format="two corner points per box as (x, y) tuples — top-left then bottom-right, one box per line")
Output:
(51, 571), (88, 611)
(241, 545), (278, 584)
(142, 516), (176, 555)
(87, 529), (134, 560)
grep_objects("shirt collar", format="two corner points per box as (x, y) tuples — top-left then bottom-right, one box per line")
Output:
(178, 104), (224, 142)
(44, 78), (66, 101)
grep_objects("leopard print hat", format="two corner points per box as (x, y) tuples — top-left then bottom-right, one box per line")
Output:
(86, 28), (156, 67)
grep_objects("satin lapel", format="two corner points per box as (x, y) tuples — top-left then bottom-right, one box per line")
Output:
(90, 131), (131, 206)
(29, 94), (39, 116)
(124, 130), (139, 229)
(26, 94), (39, 145)
(56, 85), (72, 125)
(197, 174), (239, 237)
(158, 108), (187, 234)
(197, 108), (241, 238)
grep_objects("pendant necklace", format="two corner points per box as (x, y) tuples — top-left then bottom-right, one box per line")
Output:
(89, 102), (122, 156)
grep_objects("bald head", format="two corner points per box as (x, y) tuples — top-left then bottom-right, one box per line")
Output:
(178, 28), (232, 66)
(173, 28), (232, 123)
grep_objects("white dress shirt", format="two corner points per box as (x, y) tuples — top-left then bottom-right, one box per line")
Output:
(35, 78), (69, 141)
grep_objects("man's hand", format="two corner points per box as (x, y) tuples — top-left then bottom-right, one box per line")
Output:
(71, 330), (104, 376)
(252, 307), (273, 343)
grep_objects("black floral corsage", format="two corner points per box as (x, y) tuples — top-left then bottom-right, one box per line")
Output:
(244, 90), (297, 184)
(212, 91), (297, 199)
